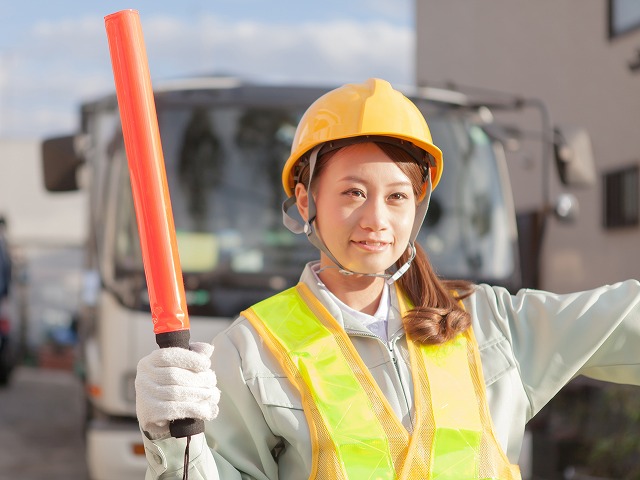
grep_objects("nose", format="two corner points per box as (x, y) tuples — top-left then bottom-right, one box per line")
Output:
(358, 196), (390, 232)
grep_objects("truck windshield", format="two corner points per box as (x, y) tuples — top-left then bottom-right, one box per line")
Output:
(112, 99), (516, 314)
(421, 111), (516, 285)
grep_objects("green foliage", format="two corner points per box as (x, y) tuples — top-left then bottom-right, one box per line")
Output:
(586, 384), (640, 479)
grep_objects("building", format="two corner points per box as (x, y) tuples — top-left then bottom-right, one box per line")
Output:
(416, 0), (640, 294)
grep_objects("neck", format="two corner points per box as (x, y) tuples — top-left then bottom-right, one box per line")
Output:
(318, 262), (386, 315)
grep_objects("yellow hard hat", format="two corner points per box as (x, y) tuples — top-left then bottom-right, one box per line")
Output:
(282, 78), (443, 197)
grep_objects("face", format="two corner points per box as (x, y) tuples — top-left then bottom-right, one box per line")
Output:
(296, 142), (417, 275)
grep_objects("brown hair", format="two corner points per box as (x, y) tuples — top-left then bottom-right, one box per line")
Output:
(296, 140), (474, 345)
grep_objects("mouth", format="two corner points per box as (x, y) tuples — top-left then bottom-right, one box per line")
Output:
(352, 240), (391, 252)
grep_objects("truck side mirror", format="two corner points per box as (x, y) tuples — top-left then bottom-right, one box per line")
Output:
(41, 135), (85, 192)
(553, 126), (596, 188)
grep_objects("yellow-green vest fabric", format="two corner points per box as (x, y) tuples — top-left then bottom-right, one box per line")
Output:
(242, 283), (520, 479)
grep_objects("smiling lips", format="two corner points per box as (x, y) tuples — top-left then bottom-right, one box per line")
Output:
(352, 240), (390, 251)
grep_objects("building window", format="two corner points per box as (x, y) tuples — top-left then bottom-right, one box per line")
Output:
(608, 0), (640, 39)
(603, 165), (639, 229)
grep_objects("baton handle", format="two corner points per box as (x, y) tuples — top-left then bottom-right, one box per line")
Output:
(157, 331), (205, 437)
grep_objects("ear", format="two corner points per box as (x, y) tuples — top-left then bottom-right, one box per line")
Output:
(295, 183), (310, 222)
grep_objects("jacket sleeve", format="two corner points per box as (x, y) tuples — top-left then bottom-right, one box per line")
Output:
(142, 432), (214, 479)
(476, 279), (640, 417)
(140, 321), (283, 480)
(141, 431), (256, 480)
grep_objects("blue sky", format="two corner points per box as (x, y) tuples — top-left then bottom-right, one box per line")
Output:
(0, 1), (414, 139)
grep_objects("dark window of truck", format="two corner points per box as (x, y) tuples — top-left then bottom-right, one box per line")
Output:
(603, 164), (639, 228)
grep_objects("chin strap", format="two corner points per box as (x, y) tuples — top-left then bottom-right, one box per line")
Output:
(282, 142), (433, 284)
(315, 242), (417, 285)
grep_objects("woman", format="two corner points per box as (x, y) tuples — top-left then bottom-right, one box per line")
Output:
(135, 79), (640, 480)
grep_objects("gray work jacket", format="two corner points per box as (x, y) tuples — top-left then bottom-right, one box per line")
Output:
(142, 262), (640, 479)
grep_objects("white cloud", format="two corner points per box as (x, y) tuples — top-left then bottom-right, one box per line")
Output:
(149, 15), (414, 86)
(0, 13), (414, 138)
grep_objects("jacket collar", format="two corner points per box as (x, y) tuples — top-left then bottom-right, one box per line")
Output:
(299, 261), (406, 341)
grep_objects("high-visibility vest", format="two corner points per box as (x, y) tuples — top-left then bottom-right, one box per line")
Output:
(242, 283), (521, 480)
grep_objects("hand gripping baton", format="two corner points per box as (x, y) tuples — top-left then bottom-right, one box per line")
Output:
(105, 9), (203, 438)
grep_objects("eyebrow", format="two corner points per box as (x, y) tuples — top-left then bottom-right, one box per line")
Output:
(337, 175), (412, 188)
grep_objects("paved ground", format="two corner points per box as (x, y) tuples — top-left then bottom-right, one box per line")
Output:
(0, 366), (89, 479)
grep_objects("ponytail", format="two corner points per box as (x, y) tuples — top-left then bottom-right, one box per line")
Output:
(397, 243), (474, 345)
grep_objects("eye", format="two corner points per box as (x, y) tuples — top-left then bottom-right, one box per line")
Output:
(343, 188), (366, 198)
(388, 192), (409, 201)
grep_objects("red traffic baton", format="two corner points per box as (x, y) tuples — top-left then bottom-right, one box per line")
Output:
(105, 9), (203, 438)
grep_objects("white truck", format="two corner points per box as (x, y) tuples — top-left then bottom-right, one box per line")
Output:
(41, 76), (594, 480)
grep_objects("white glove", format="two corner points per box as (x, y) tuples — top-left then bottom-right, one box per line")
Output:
(135, 342), (220, 439)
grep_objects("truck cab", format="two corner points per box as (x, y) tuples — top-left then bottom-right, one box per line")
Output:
(41, 77), (586, 479)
